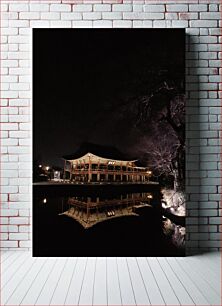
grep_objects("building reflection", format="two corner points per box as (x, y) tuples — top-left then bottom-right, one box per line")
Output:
(59, 192), (154, 229)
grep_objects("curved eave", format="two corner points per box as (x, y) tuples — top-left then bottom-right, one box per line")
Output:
(62, 152), (138, 163)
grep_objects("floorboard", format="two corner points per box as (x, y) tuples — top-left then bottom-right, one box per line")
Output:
(0, 251), (221, 306)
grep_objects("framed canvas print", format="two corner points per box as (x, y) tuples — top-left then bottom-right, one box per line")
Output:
(33, 29), (185, 256)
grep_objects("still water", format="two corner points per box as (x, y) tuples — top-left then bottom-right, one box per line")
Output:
(33, 187), (184, 257)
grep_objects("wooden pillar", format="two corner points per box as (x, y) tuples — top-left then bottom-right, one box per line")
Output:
(97, 173), (100, 182)
(88, 154), (91, 182)
(97, 160), (100, 182)
(63, 160), (66, 181)
(87, 197), (90, 222)
(70, 162), (72, 181)
(106, 162), (108, 181)
(120, 162), (123, 181)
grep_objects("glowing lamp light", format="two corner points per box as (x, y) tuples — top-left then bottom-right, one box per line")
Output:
(147, 171), (152, 175)
(43, 198), (47, 204)
(55, 171), (58, 174)
(39, 165), (42, 168)
(147, 194), (153, 199)
(45, 166), (50, 171)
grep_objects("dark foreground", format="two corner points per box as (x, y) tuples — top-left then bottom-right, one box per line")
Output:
(33, 185), (185, 257)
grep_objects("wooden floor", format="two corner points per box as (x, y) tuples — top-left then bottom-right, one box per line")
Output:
(1, 251), (221, 305)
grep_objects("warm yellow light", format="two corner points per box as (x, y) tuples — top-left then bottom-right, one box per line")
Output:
(147, 194), (153, 199)
(43, 198), (47, 203)
(39, 165), (42, 168)
(45, 166), (50, 171)
(147, 171), (152, 175)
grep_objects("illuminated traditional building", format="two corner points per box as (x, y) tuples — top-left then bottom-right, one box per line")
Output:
(62, 143), (152, 183)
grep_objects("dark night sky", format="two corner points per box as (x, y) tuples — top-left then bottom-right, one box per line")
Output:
(34, 29), (185, 167)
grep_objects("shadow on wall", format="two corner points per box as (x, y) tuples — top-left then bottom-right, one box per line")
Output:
(186, 34), (201, 256)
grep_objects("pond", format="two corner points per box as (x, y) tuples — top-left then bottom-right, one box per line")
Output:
(33, 185), (185, 257)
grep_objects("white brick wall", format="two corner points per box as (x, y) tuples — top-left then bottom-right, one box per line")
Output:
(1, 0), (221, 254)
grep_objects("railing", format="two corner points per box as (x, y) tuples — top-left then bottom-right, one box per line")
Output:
(68, 196), (152, 209)
(66, 169), (150, 175)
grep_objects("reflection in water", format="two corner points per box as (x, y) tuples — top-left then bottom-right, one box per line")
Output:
(59, 192), (154, 229)
(34, 186), (185, 256)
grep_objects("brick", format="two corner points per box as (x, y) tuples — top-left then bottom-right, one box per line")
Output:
(166, 5), (188, 12)
(19, 210), (29, 217)
(199, 209), (218, 217)
(1, 225), (18, 233)
(2, 28), (18, 36)
(72, 21), (93, 27)
(0, 232), (9, 241)
(172, 20), (188, 28)
(61, 12), (82, 20)
(209, 60), (221, 68)
(19, 241), (31, 248)
(210, 217), (222, 225)
(210, 233), (221, 240)
(9, 115), (29, 123)
(180, 12), (198, 20)
(19, 12), (40, 20)
(1, 4), (8, 11)
(190, 20), (218, 28)
(209, 4), (219, 11)
(8, 146), (30, 154)
(50, 21), (72, 28)
(9, 4), (28, 11)
(30, 21), (50, 28)
(153, 20), (172, 28)
(1, 209), (18, 217)
(9, 233), (29, 240)
(0, 218), (9, 225)
(199, 241), (221, 248)
(10, 131), (29, 138)
(9, 99), (29, 107)
(190, 233), (209, 241)
(30, 4), (49, 12)
(144, 5), (165, 12)
(200, 12), (221, 20)
(1, 60), (18, 68)
(1, 138), (18, 146)
(9, 68), (30, 75)
(41, 12), (60, 20)
(113, 20), (132, 27)
(0, 241), (18, 248)
(9, 217), (29, 225)
(94, 4), (111, 11)
(2, 123), (18, 131)
(19, 226), (30, 233)
(93, 20), (112, 28)
(9, 20), (29, 28)
(83, 12), (102, 20)
(165, 13), (178, 20)
(1, 170), (18, 178)
(73, 4), (92, 12)
(112, 4), (132, 11)
(189, 4), (207, 11)
(199, 36), (217, 44)
(123, 12), (164, 19)
(50, 4), (71, 12)
(102, 12), (122, 19)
